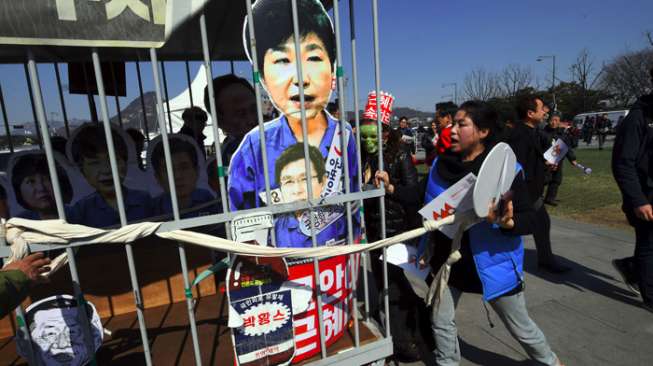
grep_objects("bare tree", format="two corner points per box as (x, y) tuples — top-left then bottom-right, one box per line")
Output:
(599, 48), (653, 106)
(570, 49), (602, 110)
(570, 49), (595, 92)
(463, 67), (500, 101)
(498, 64), (533, 97)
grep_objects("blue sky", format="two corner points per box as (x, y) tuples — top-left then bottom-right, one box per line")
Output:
(0, 0), (652, 124)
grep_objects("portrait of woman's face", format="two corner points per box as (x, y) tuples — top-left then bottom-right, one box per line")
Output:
(262, 32), (333, 122)
(20, 173), (56, 213)
(80, 151), (128, 196)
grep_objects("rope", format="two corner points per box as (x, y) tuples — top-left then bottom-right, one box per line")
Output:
(425, 210), (481, 313)
(1, 215), (458, 275)
(1, 213), (480, 311)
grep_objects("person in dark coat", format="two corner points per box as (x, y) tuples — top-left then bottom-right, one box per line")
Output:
(611, 67), (653, 313)
(1, 253), (51, 318)
(179, 106), (208, 156)
(506, 95), (571, 273)
(360, 116), (427, 362)
(596, 113), (610, 150)
(542, 113), (578, 206)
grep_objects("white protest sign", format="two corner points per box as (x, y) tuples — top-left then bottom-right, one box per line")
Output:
(418, 173), (476, 239)
(473, 142), (517, 218)
(543, 138), (569, 165)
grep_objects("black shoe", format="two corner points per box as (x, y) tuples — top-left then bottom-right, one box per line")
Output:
(611, 258), (640, 295)
(544, 200), (558, 206)
(539, 262), (572, 274)
(394, 341), (421, 363)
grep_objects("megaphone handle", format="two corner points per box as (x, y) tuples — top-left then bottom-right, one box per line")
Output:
(496, 150), (510, 202)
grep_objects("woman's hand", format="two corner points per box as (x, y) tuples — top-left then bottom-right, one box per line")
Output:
(486, 192), (515, 229)
(374, 170), (394, 194)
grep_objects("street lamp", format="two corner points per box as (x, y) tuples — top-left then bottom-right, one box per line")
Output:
(441, 94), (454, 103)
(537, 55), (557, 110)
(442, 82), (458, 105)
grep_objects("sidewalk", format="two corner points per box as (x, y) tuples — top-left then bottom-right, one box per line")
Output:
(404, 216), (652, 366)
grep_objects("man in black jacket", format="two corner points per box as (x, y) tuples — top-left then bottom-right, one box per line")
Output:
(611, 67), (653, 313)
(507, 95), (571, 273)
(543, 113), (578, 206)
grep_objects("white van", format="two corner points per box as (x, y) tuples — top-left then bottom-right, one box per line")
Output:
(573, 110), (629, 133)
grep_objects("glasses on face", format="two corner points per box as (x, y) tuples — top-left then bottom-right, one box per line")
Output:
(280, 174), (319, 187)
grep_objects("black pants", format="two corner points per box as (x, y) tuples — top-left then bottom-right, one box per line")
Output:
(545, 165), (563, 203)
(533, 202), (556, 265)
(629, 220), (653, 304)
(598, 133), (607, 149)
(369, 255), (419, 341)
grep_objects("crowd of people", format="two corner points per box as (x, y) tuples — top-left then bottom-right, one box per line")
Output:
(0, 0), (651, 364)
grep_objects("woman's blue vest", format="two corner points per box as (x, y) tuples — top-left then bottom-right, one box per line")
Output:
(426, 158), (525, 301)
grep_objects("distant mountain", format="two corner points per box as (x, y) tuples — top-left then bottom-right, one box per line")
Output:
(392, 107), (433, 120)
(110, 91), (159, 132)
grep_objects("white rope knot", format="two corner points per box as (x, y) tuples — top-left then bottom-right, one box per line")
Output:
(445, 250), (462, 265)
(423, 215), (456, 232)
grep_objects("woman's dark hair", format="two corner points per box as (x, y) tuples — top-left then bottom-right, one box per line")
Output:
(71, 124), (128, 165)
(243, 0), (336, 79)
(275, 143), (326, 184)
(151, 137), (199, 176)
(11, 153), (73, 208)
(384, 125), (402, 158)
(458, 100), (502, 146)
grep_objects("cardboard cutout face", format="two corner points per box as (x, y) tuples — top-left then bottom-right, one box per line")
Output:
(262, 33), (334, 122)
(146, 134), (219, 220)
(61, 123), (153, 228)
(16, 295), (103, 366)
(6, 150), (75, 221)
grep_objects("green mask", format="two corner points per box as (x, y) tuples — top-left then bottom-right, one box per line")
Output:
(360, 124), (379, 155)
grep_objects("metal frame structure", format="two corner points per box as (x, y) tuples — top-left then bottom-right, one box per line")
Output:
(0, 1), (394, 365)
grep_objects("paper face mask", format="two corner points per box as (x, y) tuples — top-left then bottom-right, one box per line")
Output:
(359, 124), (379, 155)
(17, 295), (103, 366)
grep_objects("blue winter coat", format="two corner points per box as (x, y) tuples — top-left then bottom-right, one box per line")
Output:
(426, 158), (525, 301)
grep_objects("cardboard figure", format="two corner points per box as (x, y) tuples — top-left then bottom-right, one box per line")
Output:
(203, 74), (258, 167)
(16, 295), (103, 366)
(146, 134), (219, 220)
(232, 0), (360, 246)
(0, 176), (11, 220)
(66, 123), (153, 228)
(7, 151), (74, 221)
(227, 0), (360, 362)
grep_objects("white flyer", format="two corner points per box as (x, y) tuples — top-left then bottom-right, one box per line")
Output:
(543, 138), (569, 165)
(418, 173), (476, 239)
(383, 243), (431, 281)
